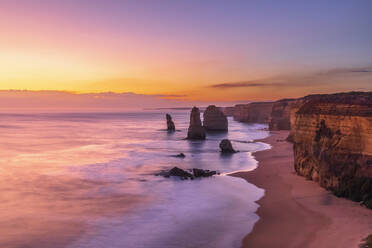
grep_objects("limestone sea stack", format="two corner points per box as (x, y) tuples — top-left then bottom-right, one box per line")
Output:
(219, 139), (236, 153)
(233, 102), (274, 123)
(166, 113), (175, 131)
(291, 92), (372, 208)
(187, 107), (206, 140)
(203, 105), (228, 131)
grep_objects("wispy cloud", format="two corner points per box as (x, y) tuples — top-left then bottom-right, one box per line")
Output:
(209, 66), (372, 90)
(0, 90), (191, 111)
(210, 81), (291, 89)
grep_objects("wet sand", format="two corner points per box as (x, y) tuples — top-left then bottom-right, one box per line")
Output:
(232, 131), (372, 248)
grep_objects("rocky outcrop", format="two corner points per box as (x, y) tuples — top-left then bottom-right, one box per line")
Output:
(233, 102), (274, 123)
(219, 139), (236, 153)
(269, 99), (297, 130)
(203, 105), (228, 131)
(187, 107), (206, 140)
(291, 92), (372, 208)
(166, 113), (175, 131)
(157, 167), (218, 180)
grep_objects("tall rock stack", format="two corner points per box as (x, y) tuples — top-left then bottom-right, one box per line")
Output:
(203, 105), (228, 131)
(291, 92), (372, 208)
(187, 107), (206, 140)
(166, 113), (175, 131)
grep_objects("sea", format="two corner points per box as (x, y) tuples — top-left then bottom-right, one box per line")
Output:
(0, 110), (270, 248)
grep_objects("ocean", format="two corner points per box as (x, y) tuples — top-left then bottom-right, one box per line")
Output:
(0, 110), (270, 248)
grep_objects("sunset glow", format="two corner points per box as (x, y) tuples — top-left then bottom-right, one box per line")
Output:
(1, 0), (371, 104)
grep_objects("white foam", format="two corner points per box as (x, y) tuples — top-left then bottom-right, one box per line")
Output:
(69, 175), (264, 248)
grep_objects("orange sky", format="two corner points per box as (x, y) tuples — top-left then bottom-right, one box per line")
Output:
(0, 1), (371, 103)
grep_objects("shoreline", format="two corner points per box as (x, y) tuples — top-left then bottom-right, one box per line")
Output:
(231, 130), (372, 248)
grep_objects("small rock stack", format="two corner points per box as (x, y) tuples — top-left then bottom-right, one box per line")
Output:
(219, 139), (236, 153)
(166, 113), (175, 131)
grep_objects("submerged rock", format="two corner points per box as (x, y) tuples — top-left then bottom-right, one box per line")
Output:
(172, 153), (186, 158)
(187, 107), (206, 140)
(203, 105), (228, 131)
(219, 139), (236, 153)
(157, 166), (218, 180)
(166, 113), (175, 131)
(192, 168), (217, 178)
(168, 167), (193, 179)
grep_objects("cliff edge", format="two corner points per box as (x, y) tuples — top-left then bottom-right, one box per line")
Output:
(291, 92), (372, 208)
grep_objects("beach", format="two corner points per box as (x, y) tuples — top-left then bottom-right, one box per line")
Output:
(233, 131), (372, 248)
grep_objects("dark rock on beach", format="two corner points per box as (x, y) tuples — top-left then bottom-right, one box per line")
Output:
(187, 107), (206, 140)
(219, 139), (236, 153)
(166, 113), (175, 131)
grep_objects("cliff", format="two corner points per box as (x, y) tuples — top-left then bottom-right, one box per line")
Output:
(233, 102), (274, 123)
(291, 92), (372, 208)
(203, 105), (228, 131)
(269, 98), (297, 130)
(222, 106), (235, 116)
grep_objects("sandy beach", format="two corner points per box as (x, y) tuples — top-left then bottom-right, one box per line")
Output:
(232, 131), (372, 248)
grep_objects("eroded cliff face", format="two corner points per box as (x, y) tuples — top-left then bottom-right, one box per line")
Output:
(292, 92), (372, 208)
(222, 106), (235, 117)
(233, 102), (274, 123)
(269, 99), (297, 130)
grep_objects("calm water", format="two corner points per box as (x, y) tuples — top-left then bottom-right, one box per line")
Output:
(0, 110), (270, 248)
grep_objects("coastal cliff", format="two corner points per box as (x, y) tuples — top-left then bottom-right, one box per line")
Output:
(291, 92), (372, 208)
(269, 99), (297, 130)
(222, 106), (235, 117)
(233, 102), (274, 123)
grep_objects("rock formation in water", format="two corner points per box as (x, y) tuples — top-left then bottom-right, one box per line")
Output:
(156, 166), (218, 179)
(291, 92), (372, 208)
(166, 113), (175, 131)
(172, 153), (186, 158)
(219, 139), (236, 153)
(203, 105), (228, 131)
(187, 107), (206, 140)
(269, 99), (297, 130)
(233, 102), (274, 123)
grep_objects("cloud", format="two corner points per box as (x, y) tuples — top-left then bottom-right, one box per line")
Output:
(319, 67), (372, 75)
(209, 66), (372, 90)
(0, 90), (191, 111)
(210, 81), (291, 89)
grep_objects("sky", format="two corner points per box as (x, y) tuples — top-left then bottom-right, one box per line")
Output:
(0, 0), (371, 109)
